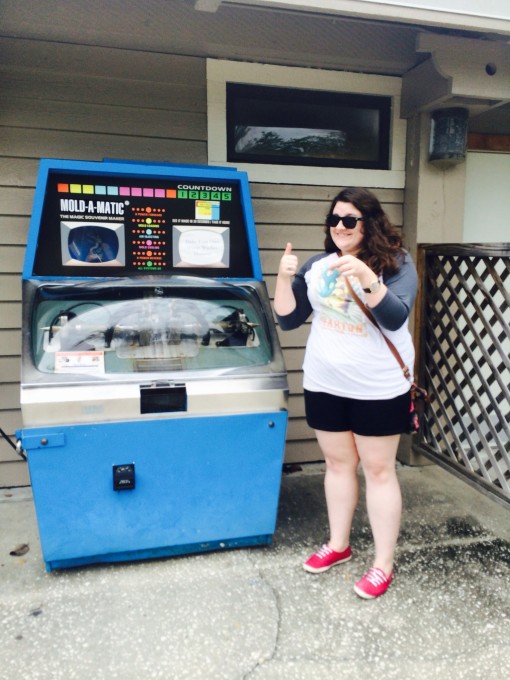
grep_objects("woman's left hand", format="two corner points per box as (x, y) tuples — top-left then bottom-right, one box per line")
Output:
(328, 254), (386, 306)
(327, 254), (374, 281)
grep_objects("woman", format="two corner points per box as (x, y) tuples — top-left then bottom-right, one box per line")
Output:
(274, 187), (417, 599)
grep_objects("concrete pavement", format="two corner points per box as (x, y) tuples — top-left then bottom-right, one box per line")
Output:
(1, 462), (510, 680)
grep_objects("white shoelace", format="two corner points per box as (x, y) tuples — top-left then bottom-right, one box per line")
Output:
(316, 544), (333, 559)
(365, 567), (387, 585)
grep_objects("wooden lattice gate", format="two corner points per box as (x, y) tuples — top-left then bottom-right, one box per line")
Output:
(413, 244), (510, 504)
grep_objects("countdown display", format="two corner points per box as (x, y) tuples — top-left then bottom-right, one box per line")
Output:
(30, 164), (255, 279)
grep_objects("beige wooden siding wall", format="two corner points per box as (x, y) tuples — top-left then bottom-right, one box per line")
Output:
(0, 37), (404, 487)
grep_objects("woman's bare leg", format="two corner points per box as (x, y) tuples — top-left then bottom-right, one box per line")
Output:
(315, 429), (360, 552)
(354, 433), (401, 576)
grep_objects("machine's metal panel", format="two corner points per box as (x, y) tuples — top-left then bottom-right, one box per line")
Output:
(25, 412), (288, 571)
(20, 381), (287, 426)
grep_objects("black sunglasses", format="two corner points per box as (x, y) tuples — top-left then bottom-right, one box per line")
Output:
(327, 214), (364, 229)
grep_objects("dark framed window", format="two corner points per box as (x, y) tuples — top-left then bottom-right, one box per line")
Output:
(226, 83), (391, 170)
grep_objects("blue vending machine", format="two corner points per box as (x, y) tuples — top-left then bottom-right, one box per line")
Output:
(17, 159), (288, 571)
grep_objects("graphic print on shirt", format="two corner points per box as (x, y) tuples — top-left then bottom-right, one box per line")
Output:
(315, 262), (367, 336)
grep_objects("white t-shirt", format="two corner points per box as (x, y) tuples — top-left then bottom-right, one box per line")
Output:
(299, 252), (415, 400)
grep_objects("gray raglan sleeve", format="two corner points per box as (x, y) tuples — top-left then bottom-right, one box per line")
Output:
(274, 256), (319, 330)
(371, 252), (418, 331)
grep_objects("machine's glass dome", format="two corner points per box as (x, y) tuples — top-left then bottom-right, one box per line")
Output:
(31, 280), (274, 375)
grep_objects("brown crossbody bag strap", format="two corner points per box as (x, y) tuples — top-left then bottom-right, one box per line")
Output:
(344, 277), (411, 382)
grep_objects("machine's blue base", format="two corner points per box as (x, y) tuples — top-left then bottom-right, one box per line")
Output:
(45, 534), (272, 572)
(20, 411), (287, 571)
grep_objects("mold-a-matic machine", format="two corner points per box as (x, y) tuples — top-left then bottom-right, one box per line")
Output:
(17, 158), (288, 571)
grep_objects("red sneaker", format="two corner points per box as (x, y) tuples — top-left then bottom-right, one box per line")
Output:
(354, 567), (393, 599)
(303, 544), (352, 573)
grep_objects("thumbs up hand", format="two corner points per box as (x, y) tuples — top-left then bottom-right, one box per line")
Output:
(278, 243), (299, 280)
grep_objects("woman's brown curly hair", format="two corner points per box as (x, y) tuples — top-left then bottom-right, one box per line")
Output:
(324, 187), (404, 275)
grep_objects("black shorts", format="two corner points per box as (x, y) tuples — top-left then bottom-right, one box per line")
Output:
(304, 389), (411, 436)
